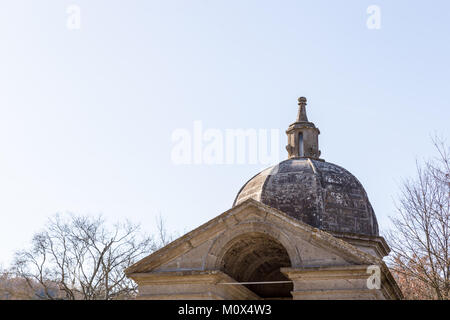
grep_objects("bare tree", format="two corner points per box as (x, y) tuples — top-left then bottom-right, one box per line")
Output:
(387, 137), (449, 300)
(156, 213), (174, 248)
(11, 214), (159, 300)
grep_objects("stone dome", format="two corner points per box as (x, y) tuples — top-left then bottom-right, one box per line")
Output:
(233, 158), (379, 236)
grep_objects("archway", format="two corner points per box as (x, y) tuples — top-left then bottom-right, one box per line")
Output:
(218, 232), (293, 299)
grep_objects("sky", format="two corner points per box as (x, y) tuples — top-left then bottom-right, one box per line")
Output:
(0, 0), (449, 265)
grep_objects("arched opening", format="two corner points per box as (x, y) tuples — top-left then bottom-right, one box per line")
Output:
(298, 132), (304, 157)
(218, 232), (293, 299)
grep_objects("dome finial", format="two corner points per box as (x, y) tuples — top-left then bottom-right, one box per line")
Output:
(286, 96), (321, 160)
(297, 97), (308, 122)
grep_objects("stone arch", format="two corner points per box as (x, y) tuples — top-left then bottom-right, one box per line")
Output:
(204, 222), (300, 298)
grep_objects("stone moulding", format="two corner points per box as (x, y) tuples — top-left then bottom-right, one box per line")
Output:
(125, 199), (402, 300)
(127, 270), (260, 300)
(281, 265), (398, 300)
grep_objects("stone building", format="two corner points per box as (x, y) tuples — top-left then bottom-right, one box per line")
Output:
(125, 97), (402, 300)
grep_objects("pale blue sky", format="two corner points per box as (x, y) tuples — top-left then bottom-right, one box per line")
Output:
(0, 0), (449, 265)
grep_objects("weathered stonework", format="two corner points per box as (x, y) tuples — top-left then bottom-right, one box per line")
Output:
(126, 97), (401, 300)
(234, 159), (379, 236)
(285, 97), (321, 159)
(125, 200), (402, 300)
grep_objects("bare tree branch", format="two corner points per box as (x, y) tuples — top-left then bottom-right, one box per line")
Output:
(387, 136), (450, 300)
(9, 213), (167, 300)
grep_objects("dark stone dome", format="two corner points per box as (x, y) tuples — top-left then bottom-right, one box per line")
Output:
(233, 158), (379, 236)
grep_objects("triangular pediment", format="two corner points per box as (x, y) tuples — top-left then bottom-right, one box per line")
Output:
(125, 199), (381, 275)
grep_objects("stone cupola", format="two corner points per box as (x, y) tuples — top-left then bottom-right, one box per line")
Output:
(285, 97), (321, 159)
(126, 95), (402, 301)
(234, 96), (380, 237)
